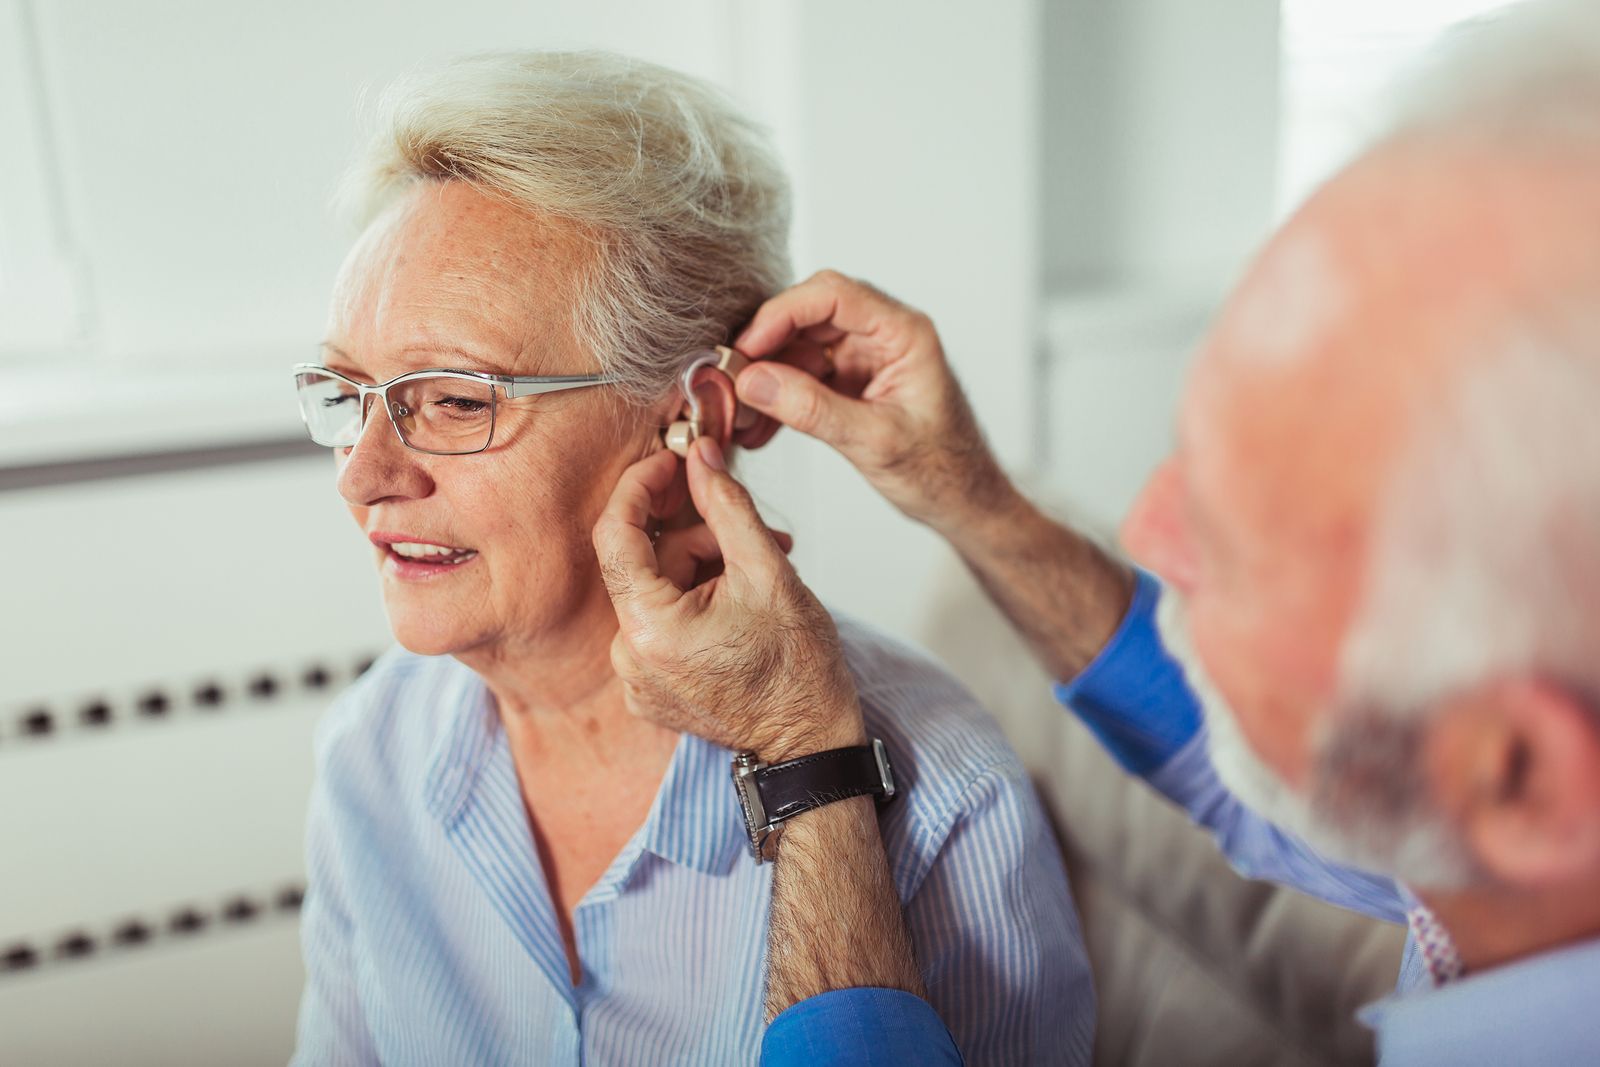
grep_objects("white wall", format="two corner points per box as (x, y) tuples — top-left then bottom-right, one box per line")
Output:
(1042, 0), (1280, 294)
(739, 0), (1043, 640)
(1036, 0), (1280, 529)
(28, 0), (742, 365)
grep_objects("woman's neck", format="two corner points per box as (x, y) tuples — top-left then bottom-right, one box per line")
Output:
(455, 594), (675, 760)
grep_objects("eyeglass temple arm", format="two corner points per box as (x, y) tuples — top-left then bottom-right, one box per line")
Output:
(503, 375), (618, 399)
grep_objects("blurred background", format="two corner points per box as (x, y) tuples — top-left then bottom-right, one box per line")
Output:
(0, 0), (1520, 1063)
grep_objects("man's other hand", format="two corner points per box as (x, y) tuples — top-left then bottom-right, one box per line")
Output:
(593, 439), (867, 762)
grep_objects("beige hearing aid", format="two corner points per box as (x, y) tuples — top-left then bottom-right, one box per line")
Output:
(663, 345), (755, 457)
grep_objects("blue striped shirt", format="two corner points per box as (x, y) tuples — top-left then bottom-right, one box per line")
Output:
(291, 614), (1095, 1066)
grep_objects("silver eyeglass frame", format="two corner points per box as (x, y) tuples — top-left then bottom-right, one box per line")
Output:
(291, 362), (620, 455)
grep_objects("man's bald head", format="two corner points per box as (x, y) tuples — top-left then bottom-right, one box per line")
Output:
(1127, 0), (1600, 892)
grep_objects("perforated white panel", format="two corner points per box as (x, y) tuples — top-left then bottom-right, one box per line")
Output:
(0, 455), (391, 1065)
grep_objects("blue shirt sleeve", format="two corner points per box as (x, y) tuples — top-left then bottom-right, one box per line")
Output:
(761, 989), (963, 1067)
(1053, 568), (1201, 774)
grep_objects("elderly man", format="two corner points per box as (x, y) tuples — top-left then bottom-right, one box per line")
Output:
(595, 1), (1600, 1063)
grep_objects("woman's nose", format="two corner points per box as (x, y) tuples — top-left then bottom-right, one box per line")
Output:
(1120, 457), (1199, 594)
(336, 399), (434, 508)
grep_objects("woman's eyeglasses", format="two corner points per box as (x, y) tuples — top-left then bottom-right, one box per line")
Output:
(291, 363), (617, 455)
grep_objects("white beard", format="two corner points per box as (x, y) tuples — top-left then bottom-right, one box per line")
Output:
(1153, 587), (1475, 888)
(1153, 589), (1322, 844)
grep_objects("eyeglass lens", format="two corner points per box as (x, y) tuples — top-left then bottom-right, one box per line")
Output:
(293, 371), (497, 454)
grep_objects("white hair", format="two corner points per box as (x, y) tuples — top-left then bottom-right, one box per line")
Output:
(1318, 321), (1600, 889)
(1343, 324), (1600, 715)
(1344, 0), (1600, 714)
(337, 51), (793, 406)
(1318, 0), (1600, 885)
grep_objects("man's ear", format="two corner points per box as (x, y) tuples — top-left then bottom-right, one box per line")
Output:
(1428, 679), (1600, 888)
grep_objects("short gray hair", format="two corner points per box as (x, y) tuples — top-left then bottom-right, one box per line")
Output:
(338, 51), (793, 405)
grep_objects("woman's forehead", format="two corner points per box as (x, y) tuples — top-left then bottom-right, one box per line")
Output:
(327, 182), (585, 376)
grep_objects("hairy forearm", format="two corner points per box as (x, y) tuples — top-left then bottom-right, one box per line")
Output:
(764, 795), (925, 1021)
(940, 483), (1136, 683)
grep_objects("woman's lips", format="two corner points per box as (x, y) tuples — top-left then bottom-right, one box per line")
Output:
(380, 543), (480, 581)
(367, 533), (480, 582)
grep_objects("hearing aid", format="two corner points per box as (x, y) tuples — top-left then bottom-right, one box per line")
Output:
(662, 345), (756, 457)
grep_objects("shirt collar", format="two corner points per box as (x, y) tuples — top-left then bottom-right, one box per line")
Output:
(421, 661), (502, 825)
(1360, 935), (1600, 1064)
(638, 732), (747, 876)
(422, 666), (746, 875)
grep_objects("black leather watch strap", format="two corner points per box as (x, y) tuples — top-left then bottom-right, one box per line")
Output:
(732, 740), (897, 863)
(758, 745), (889, 823)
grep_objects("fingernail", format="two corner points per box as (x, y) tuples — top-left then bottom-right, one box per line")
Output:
(699, 437), (727, 471)
(740, 367), (779, 406)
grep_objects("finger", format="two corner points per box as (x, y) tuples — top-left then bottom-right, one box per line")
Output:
(762, 335), (873, 401)
(686, 439), (790, 575)
(735, 360), (875, 449)
(609, 628), (641, 683)
(732, 341), (843, 448)
(732, 412), (782, 450)
(657, 521), (793, 589)
(592, 449), (683, 608)
(734, 269), (905, 359)
(655, 523), (725, 590)
(769, 337), (837, 382)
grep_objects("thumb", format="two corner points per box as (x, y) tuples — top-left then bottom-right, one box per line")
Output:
(685, 439), (788, 577)
(737, 361), (872, 451)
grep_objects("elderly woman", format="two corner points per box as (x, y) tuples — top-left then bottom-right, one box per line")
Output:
(288, 51), (1091, 1065)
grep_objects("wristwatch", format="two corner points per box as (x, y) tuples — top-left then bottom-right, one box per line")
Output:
(731, 739), (897, 863)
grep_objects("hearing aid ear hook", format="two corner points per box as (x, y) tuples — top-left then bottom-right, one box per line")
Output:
(662, 345), (754, 457)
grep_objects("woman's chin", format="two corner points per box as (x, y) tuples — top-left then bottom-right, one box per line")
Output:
(383, 610), (480, 659)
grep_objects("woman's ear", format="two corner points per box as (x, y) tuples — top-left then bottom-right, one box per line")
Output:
(1429, 679), (1600, 888)
(676, 366), (740, 448)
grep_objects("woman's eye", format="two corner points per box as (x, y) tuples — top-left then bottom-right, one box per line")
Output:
(433, 396), (489, 413)
(321, 394), (355, 408)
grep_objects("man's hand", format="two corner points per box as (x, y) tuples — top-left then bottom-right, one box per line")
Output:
(732, 269), (1016, 539)
(733, 268), (1134, 682)
(593, 437), (866, 762)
